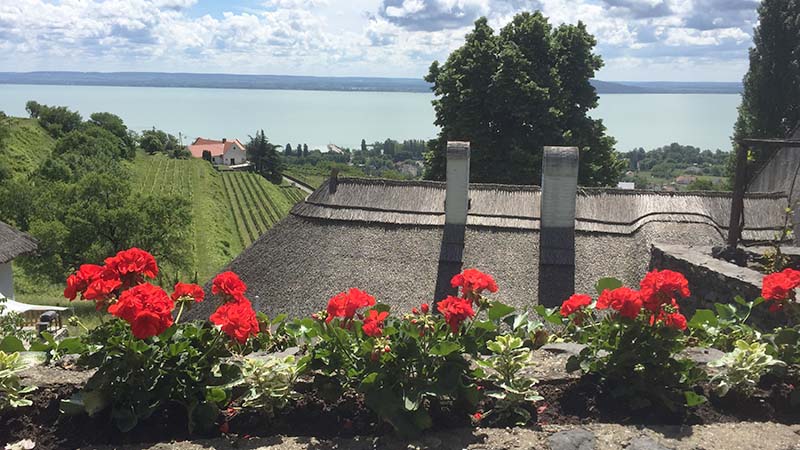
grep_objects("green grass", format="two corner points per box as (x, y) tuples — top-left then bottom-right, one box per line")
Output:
(129, 153), (244, 281)
(1, 117), (55, 177)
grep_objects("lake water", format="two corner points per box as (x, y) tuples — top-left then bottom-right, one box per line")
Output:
(0, 84), (741, 153)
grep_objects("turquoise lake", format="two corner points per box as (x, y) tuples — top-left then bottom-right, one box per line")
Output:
(0, 84), (740, 153)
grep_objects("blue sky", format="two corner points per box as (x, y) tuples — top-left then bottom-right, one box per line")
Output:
(0, 0), (760, 81)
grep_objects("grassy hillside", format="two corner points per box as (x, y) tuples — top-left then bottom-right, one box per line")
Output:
(1, 117), (55, 176)
(221, 171), (305, 248)
(284, 162), (368, 189)
(129, 155), (306, 278)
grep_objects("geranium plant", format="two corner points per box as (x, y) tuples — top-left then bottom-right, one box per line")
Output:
(560, 270), (705, 410)
(62, 248), (260, 433)
(292, 269), (518, 437)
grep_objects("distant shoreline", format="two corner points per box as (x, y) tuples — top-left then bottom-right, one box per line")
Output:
(0, 72), (743, 95)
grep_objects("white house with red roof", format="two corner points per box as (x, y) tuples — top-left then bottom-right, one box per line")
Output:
(188, 137), (248, 166)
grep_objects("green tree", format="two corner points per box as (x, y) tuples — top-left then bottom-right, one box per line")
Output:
(26, 102), (82, 138)
(285, 143), (293, 156)
(733, 0), (800, 171)
(0, 112), (10, 182)
(423, 13), (623, 186)
(687, 178), (715, 191)
(296, 143), (302, 158)
(303, 144), (309, 157)
(247, 130), (284, 184)
(361, 139), (368, 153)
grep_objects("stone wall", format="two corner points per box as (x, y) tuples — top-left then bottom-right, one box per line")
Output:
(648, 243), (783, 329)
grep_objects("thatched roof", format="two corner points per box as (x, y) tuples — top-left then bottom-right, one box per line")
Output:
(189, 178), (787, 320)
(0, 221), (37, 264)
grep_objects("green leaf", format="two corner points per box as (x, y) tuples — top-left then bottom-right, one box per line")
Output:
(595, 277), (623, 295)
(429, 341), (461, 356)
(684, 391), (707, 407)
(83, 389), (109, 416)
(0, 335), (25, 352)
(206, 387), (227, 404)
(488, 301), (515, 321)
(360, 372), (379, 389)
(471, 320), (496, 332)
(688, 309), (718, 328)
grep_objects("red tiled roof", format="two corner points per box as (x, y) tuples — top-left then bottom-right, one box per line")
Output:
(188, 138), (245, 159)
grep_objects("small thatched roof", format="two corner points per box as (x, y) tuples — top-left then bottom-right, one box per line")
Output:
(189, 178), (787, 320)
(0, 221), (37, 264)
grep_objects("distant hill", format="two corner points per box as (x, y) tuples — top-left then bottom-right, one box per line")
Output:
(0, 71), (742, 94)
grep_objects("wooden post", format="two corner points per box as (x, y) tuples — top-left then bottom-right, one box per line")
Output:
(727, 143), (748, 249)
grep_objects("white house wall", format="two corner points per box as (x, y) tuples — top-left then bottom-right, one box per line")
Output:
(0, 262), (14, 300)
(223, 144), (247, 166)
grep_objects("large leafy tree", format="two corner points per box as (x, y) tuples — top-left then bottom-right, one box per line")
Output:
(733, 0), (800, 169)
(424, 13), (624, 186)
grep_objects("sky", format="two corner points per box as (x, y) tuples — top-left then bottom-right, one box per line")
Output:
(0, 0), (761, 81)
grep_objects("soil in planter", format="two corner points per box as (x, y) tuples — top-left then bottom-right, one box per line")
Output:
(3, 377), (799, 450)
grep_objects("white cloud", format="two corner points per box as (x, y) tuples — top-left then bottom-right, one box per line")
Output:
(0, 0), (759, 80)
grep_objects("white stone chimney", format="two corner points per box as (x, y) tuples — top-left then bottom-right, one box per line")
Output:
(445, 141), (470, 225)
(538, 146), (579, 307)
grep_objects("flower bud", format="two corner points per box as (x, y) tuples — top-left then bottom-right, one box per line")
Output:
(421, 303), (429, 313)
(384, 345), (391, 353)
(412, 307), (419, 315)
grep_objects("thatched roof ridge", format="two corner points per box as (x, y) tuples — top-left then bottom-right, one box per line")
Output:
(0, 221), (37, 264)
(293, 177), (786, 240)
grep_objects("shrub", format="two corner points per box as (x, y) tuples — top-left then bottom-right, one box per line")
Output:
(709, 340), (784, 396)
(239, 355), (303, 417)
(560, 270), (706, 410)
(62, 248), (260, 433)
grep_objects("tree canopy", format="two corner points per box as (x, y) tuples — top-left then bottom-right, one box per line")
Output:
(247, 130), (283, 184)
(423, 13), (624, 186)
(733, 0), (800, 170)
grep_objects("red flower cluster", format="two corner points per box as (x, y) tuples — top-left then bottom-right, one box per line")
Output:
(212, 271), (248, 300)
(560, 294), (592, 317)
(639, 269), (691, 312)
(108, 283), (175, 339)
(362, 309), (389, 337)
(209, 272), (259, 343)
(64, 248), (159, 309)
(104, 248), (159, 289)
(326, 288), (376, 323)
(590, 270), (689, 330)
(171, 282), (205, 303)
(451, 268), (498, 299)
(210, 298), (259, 344)
(761, 268), (800, 312)
(437, 295), (475, 333)
(597, 287), (643, 320)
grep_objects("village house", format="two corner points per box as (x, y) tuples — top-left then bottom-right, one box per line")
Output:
(188, 137), (248, 166)
(0, 220), (38, 300)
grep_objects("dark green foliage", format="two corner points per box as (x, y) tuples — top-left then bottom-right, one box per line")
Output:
(26, 101), (82, 139)
(686, 178), (715, 191)
(247, 130), (284, 184)
(424, 13), (624, 186)
(139, 128), (184, 158)
(0, 106), (192, 282)
(296, 143), (302, 158)
(285, 143), (292, 156)
(732, 0), (800, 173)
(302, 144), (308, 157)
(0, 112), (10, 183)
(360, 139), (368, 153)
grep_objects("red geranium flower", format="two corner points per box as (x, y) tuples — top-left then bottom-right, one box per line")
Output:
(326, 288), (376, 323)
(437, 295), (475, 333)
(171, 282), (205, 303)
(639, 269), (690, 312)
(451, 269), (498, 299)
(597, 287), (642, 320)
(762, 268), (800, 301)
(362, 309), (389, 337)
(560, 294), (592, 317)
(663, 312), (687, 330)
(64, 264), (104, 300)
(82, 267), (123, 308)
(210, 297), (260, 344)
(212, 271), (247, 299)
(420, 303), (430, 314)
(108, 283), (175, 339)
(105, 247), (158, 288)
